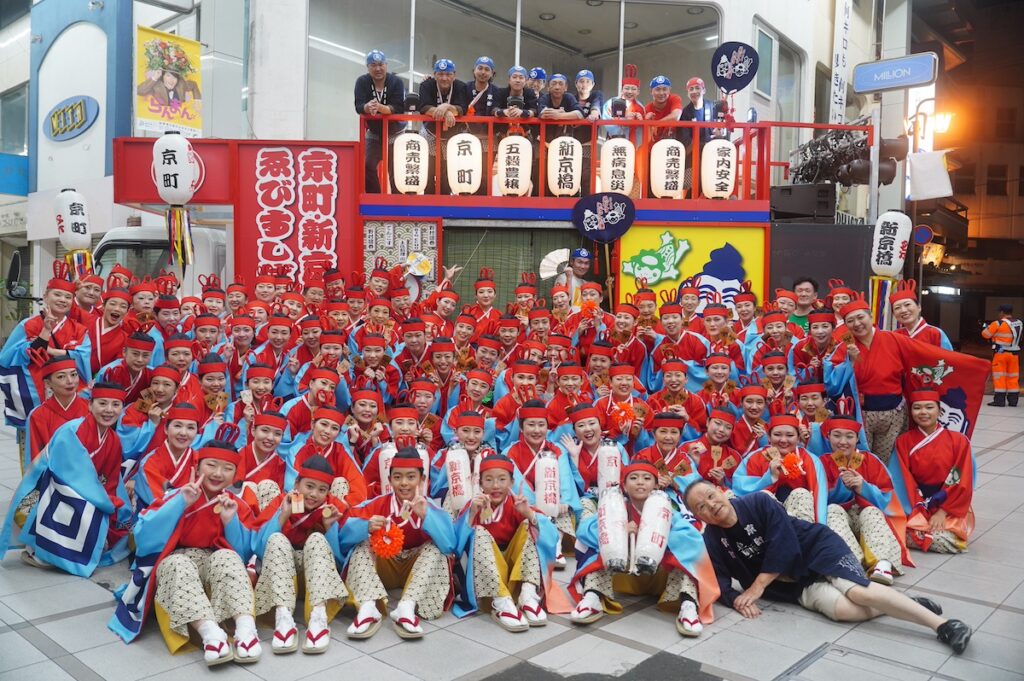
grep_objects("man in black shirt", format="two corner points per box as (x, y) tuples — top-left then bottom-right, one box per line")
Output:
(418, 58), (470, 194)
(492, 66), (538, 123)
(679, 77), (723, 149)
(538, 74), (584, 196)
(354, 50), (406, 192)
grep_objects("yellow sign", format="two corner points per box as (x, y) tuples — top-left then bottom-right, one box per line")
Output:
(135, 27), (202, 137)
(617, 225), (766, 311)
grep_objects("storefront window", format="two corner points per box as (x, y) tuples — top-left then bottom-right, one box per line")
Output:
(415, 0), (516, 85)
(306, 0), (412, 141)
(0, 84), (27, 156)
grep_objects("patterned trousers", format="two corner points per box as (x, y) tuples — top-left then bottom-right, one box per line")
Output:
(329, 478), (350, 500)
(553, 508), (576, 537)
(345, 541), (449, 619)
(471, 524), (541, 606)
(908, 529), (967, 554)
(154, 548), (253, 638)
(862, 404), (907, 464)
(254, 532), (348, 616)
(783, 488), (816, 523)
(826, 505), (903, 573)
(580, 497), (598, 521)
(583, 566), (696, 609)
(241, 480), (282, 512)
(14, 490), (40, 528)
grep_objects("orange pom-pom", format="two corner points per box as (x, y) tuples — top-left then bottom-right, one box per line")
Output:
(580, 299), (599, 319)
(781, 453), (805, 481)
(369, 522), (405, 559)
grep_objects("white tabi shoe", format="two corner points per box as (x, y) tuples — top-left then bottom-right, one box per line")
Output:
(202, 629), (233, 666)
(554, 553), (567, 571)
(347, 601), (384, 639)
(233, 628), (262, 663)
(491, 596), (529, 632)
(570, 591), (604, 625)
(302, 609), (331, 654)
(390, 599), (424, 639)
(272, 608), (298, 654)
(518, 583), (548, 626)
(676, 600), (703, 637)
(870, 560), (895, 586)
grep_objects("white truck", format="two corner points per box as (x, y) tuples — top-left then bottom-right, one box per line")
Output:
(92, 225), (228, 298)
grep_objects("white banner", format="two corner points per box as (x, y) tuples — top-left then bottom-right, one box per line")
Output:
(829, 0), (852, 124)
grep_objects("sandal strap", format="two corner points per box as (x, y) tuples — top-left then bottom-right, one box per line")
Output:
(274, 627), (297, 642)
(306, 628), (330, 644)
(237, 637), (259, 652)
(396, 616), (421, 629)
(204, 641), (228, 654)
(521, 603), (543, 616)
(353, 615), (382, 628)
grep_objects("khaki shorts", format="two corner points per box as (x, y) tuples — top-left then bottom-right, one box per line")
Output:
(798, 577), (861, 620)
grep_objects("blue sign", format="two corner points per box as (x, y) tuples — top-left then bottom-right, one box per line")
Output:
(0, 153), (28, 196)
(43, 95), (100, 142)
(852, 53), (938, 94)
(571, 193), (635, 244)
(711, 42), (759, 94)
(914, 224), (934, 246)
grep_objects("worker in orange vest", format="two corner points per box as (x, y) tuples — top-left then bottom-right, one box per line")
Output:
(981, 304), (1022, 407)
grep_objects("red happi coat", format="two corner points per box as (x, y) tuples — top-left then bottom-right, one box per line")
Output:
(28, 395), (90, 461)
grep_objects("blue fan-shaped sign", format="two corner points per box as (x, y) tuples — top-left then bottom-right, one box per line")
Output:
(572, 193), (636, 244)
(711, 42), (759, 94)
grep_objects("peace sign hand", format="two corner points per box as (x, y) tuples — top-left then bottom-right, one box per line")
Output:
(180, 469), (204, 506)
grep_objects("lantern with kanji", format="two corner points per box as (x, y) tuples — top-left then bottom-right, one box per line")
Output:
(700, 137), (736, 199)
(649, 138), (686, 199)
(870, 210), (912, 278)
(392, 132), (428, 195)
(446, 132), (482, 195)
(54, 188), (93, 279)
(152, 131), (200, 271)
(599, 138), (635, 195)
(496, 135), (532, 197)
(547, 136), (582, 197)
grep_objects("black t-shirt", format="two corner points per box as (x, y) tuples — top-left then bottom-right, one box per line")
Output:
(418, 78), (471, 137)
(679, 98), (724, 147)
(575, 89), (604, 143)
(538, 92), (582, 142)
(353, 72), (407, 137)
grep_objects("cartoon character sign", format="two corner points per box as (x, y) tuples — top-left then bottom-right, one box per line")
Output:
(617, 225), (766, 312)
(135, 26), (203, 136)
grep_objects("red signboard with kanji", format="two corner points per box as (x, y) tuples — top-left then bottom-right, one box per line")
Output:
(112, 138), (360, 280)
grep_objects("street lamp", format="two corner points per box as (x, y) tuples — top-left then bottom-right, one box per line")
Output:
(906, 97), (953, 299)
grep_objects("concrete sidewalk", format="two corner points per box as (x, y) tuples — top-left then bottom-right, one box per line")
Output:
(0, 406), (1022, 681)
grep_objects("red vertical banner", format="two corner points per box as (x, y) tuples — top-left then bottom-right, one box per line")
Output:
(234, 141), (359, 284)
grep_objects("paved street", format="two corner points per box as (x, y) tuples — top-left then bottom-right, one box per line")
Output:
(0, 406), (1022, 681)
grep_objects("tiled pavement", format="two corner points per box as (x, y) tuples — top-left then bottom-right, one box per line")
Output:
(0, 406), (1022, 680)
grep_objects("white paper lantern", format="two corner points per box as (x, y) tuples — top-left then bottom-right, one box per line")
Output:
(54, 188), (91, 252)
(597, 486), (629, 573)
(596, 439), (622, 491)
(446, 132), (482, 195)
(151, 132), (197, 205)
(496, 135), (533, 197)
(534, 454), (560, 518)
(444, 442), (474, 511)
(870, 210), (913, 278)
(700, 137), (737, 199)
(377, 441), (398, 496)
(393, 132), (428, 195)
(547, 135), (582, 197)
(600, 138), (635, 195)
(633, 490), (672, 574)
(649, 138), (686, 199)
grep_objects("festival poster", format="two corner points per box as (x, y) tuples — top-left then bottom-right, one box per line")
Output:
(135, 26), (203, 137)
(616, 225), (766, 312)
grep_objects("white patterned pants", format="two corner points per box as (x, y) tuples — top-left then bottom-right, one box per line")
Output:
(345, 541), (449, 619)
(254, 532), (348, 615)
(826, 504), (903, 573)
(862, 404), (907, 464)
(471, 525), (541, 602)
(154, 548), (253, 637)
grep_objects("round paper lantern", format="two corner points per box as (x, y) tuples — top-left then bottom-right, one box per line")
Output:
(54, 188), (91, 252)
(870, 210), (913, 277)
(547, 135), (582, 197)
(496, 135), (533, 197)
(151, 131), (197, 205)
(701, 137), (736, 199)
(600, 138), (635, 196)
(649, 138), (686, 199)
(392, 132), (428, 195)
(446, 132), (482, 195)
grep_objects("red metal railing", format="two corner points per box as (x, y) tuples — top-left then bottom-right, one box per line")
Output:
(359, 115), (873, 202)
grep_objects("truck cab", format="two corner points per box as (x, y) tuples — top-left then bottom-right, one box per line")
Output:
(92, 226), (227, 299)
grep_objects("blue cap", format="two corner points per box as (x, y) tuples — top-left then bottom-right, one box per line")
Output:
(365, 50), (386, 65)
(433, 58), (456, 73)
(508, 65), (527, 77)
(650, 75), (671, 88)
(528, 67), (547, 81)
(575, 69), (595, 82)
(572, 248), (592, 260)
(475, 56), (495, 70)
(549, 73), (568, 83)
